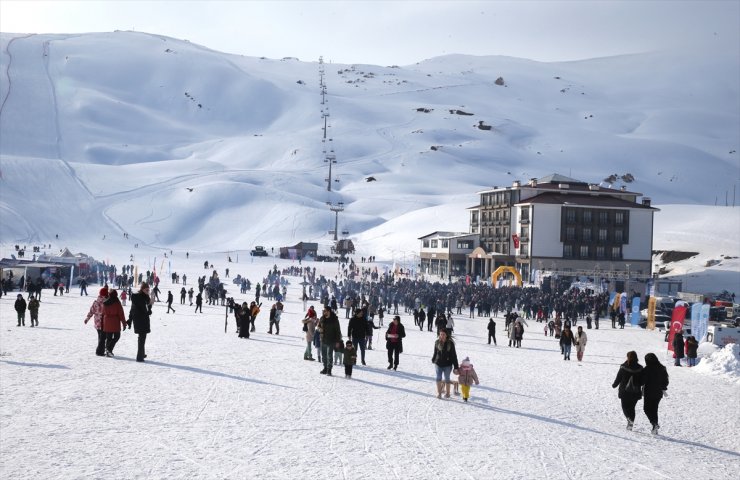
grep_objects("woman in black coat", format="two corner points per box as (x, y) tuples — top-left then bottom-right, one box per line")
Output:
(128, 283), (153, 362)
(642, 353), (669, 434)
(672, 332), (685, 366)
(611, 350), (643, 430)
(432, 330), (459, 399)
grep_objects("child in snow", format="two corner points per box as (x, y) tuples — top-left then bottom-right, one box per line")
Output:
(334, 340), (344, 366)
(343, 340), (357, 378)
(457, 357), (480, 402)
(120, 289), (127, 306)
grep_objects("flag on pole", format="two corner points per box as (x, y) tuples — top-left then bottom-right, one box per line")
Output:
(667, 305), (688, 353)
(647, 297), (657, 330)
(630, 297), (641, 325)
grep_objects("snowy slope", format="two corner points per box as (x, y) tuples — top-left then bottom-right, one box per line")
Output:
(0, 31), (739, 290)
(1, 255), (738, 480)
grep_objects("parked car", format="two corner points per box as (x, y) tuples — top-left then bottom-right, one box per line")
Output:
(250, 246), (268, 257)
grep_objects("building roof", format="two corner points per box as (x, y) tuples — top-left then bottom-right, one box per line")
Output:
(418, 231), (473, 240)
(516, 192), (659, 210)
(537, 173), (586, 185)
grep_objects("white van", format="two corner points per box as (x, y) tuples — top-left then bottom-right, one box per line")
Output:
(706, 325), (740, 347)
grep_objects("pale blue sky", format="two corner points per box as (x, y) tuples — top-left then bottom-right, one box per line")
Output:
(1, 0), (738, 64)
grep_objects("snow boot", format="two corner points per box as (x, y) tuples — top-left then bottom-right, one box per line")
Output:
(387, 364), (393, 370)
(463, 397), (468, 403)
(327, 369), (332, 377)
(445, 382), (451, 398)
(436, 381), (444, 399)
(320, 368), (327, 375)
(651, 424), (660, 435)
(626, 419), (634, 431)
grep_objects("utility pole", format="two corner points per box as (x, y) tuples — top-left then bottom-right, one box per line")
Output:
(327, 202), (344, 241)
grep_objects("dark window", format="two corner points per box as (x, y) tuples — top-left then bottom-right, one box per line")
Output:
(430, 240), (438, 248)
(596, 246), (605, 258)
(566, 227), (575, 241)
(615, 212), (624, 225)
(441, 240), (449, 248)
(611, 246), (622, 259)
(580, 245), (589, 258)
(423, 240), (430, 248)
(598, 229), (608, 242)
(520, 244), (529, 256)
(563, 245), (573, 258)
(566, 209), (576, 223)
(614, 230), (623, 243)
(599, 212), (608, 224)
(583, 211), (592, 223)
(582, 227), (591, 241)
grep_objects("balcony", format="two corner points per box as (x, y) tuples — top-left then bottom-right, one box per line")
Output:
(519, 218), (529, 224)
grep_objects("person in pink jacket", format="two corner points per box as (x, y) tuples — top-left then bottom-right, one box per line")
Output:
(84, 287), (108, 356)
(457, 357), (480, 403)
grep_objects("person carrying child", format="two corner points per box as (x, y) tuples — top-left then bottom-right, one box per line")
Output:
(457, 357), (480, 402)
(343, 340), (357, 378)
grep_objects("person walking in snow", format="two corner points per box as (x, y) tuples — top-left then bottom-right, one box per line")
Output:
(28, 294), (40, 327)
(347, 308), (368, 365)
(560, 326), (574, 360)
(250, 302), (261, 332)
(180, 287), (186, 305)
(102, 289), (127, 357)
(195, 292), (203, 313)
(574, 325), (588, 362)
(318, 306), (342, 376)
(432, 330), (459, 399)
(487, 318), (497, 345)
(611, 351), (643, 431)
(166, 291), (176, 314)
(642, 353), (669, 435)
(120, 289), (127, 306)
(457, 357), (480, 402)
(302, 306), (318, 360)
(385, 315), (406, 371)
(343, 340), (357, 378)
(14, 294), (27, 327)
(128, 282), (153, 362)
(84, 287), (108, 356)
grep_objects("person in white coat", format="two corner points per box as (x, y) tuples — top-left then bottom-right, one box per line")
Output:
(575, 325), (588, 361)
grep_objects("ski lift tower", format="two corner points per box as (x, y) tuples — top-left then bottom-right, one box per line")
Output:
(327, 202), (344, 241)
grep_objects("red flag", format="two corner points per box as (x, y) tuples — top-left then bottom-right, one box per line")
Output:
(512, 234), (520, 249)
(667, 305), (687, 352)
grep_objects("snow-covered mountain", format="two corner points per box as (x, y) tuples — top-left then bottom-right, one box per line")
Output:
(0, 31), (738, 290)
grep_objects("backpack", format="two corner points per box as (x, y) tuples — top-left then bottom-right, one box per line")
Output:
(625, 375), (640, 395)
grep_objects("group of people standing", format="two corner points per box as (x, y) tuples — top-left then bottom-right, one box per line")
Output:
(84, 283), (152, 362)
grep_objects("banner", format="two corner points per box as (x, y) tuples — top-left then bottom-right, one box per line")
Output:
(69, 265), (75, 290)
(696, 304), (710, 342)
(667, 305), (687, 352)
(690, 303), (701, 340)
(620, 294), (628, 314)
(609, 292), (617, 311)
(512, 234), (520, 249)
(647, 297), (656, 330)
(630, 297), (641, 325)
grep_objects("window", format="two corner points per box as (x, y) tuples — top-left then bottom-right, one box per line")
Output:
(494, 210), (500, 221)
(430, 240), (438, 248)
(457, 241), (473, 249)
(611, 246), (622, 259)
(502, 243), (509, 255)
(614, 230), (623, 243)
(615, 212), (624, 225)
(521, 226), (530, 239)
(566, 209), (576, 224)
(596, 246), (605, 258)
(520, 244), (529, 256)
(598, 229), (608, 242)
(563, 245), (573, 258)
(503, 226), (509, 237)
(582, 227), (592, 242)
(441, 240), (449, 248)
(599, 212), (608, 224)
(583, 211), (592, 223)
(520, 208), (529, 221)
(566, 227), (575, 241)
(423, 240), (430, 248)
(580, 245), (589, 258)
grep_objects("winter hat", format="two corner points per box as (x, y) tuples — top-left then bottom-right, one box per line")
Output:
(99, 287), (109, 297)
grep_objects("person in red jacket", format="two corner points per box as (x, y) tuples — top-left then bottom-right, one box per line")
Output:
(102, 289), (127, 357)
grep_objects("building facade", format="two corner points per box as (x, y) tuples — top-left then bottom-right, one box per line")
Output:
(468, 174), (658, 282)
(419, 232), (479, 279)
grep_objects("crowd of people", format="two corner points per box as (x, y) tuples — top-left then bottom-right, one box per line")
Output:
(4, 253), (683, 433)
